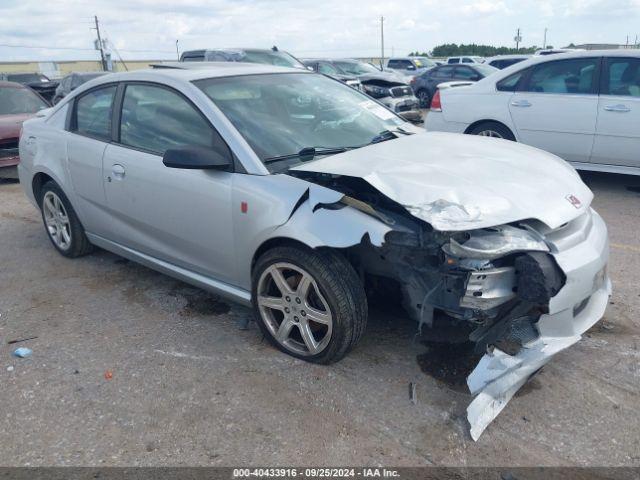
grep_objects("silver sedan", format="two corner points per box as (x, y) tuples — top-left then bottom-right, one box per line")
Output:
(18, 64), (610, 439)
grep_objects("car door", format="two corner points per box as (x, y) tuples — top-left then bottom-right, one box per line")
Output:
(102, 82), (237, 283)
(66, 83), (118, 236)
(508, 57), (600, 163)
(591, 56), (640, 167)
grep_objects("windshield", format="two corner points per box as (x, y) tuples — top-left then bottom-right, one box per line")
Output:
(414, 57), (437, 68)
(474, 64), (499, 77)
(240, 51), (305, 69)
(332, 61), (381, 76)
(7, 73), (49, 83)
(196, 73), (405, 169)
(0, 86), (48, 115)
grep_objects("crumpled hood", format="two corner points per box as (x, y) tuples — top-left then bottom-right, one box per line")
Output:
(291, 132), (593, 231)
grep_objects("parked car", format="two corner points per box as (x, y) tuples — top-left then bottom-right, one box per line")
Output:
(320, 59), (422, 122)
(301, 59), (362, 90)
(179, 47), (307, 69)
(534, 48), (584, 56)
(426, 50), (640, 175)
(411, 63), (498, 107)
(0, 72), (59, 102)
(53, 72), (108, 104)
(19, 63), (610, 440)
(446, 56), (484, 64)
(385, 56), (437, 76)
(484, 54), (531, 69)
(0, 81), (49, 178)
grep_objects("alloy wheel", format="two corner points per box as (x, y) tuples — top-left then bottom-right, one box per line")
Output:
(477, 129), (504, 139)
(257, 262), (333, 356)
(43, 191), (72, 250)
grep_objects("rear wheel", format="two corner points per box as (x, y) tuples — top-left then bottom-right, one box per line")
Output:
(252, 246), (367, 364)
(468, 121), (515, 141)
(39, 181), (94, 258)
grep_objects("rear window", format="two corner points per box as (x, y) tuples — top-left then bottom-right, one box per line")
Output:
(73, 85), (116, 141)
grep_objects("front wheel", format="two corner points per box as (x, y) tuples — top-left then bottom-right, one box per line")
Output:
(252, 246), (367, 364)
(416, 89), (431, 108)
(468, 121), (516, 141)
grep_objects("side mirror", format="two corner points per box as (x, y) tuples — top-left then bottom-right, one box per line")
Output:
(407, 65), (416, 71)
(163, 146), (233, 171)
(306, 66), (315, 71)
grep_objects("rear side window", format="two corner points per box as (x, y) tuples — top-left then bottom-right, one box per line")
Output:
(496, 69), (528, 91)
(119, 84), (218, 155)
(447, 58), (458, 64)
(603, 57), (640, 97)
(73, 85), (116, 141)
(433, 66), (455, 78)
(525, 58), (599, 94)
(462, 57), (474, 63)
(453, 66), (476, 80)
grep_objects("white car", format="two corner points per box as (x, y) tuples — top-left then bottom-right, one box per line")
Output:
(426, 50), (640, 175)
(446, 56), (484, 64)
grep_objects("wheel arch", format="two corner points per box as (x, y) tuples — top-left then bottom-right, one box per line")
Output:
(32, 171), (56, 204)
(251, 237), (314, 274)
(464, 119), (516, 139)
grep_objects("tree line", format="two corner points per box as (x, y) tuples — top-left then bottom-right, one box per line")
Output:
(409, 43), (558, 57)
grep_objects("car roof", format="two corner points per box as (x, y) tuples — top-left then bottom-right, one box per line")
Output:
(0, 80), (28, 89)
(89, 62), (310, 83)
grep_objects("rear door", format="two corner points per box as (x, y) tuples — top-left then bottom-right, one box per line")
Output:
(102, 82), (237, 282)
(66, 83), (117, 235)
(508, 57), (600, 163)
(591, 56), (640, 167)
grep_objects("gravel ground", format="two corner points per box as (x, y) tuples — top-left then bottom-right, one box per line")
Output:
(0, 171), (638, 467)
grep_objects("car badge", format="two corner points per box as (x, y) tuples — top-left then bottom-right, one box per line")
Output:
(566, 194), (582, 209)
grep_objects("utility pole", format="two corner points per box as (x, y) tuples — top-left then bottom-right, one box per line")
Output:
(543, 27), (548, 49)
(94, 16), (107, 71)
(176, 40), (180, 60)
(380, 16), (385, 69)
(514, 27), (521, 51)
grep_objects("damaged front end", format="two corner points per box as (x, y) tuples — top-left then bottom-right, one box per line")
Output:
(285, 170), (611, 440)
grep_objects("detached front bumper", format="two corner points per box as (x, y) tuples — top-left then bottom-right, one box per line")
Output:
(380, 96), (422, 123)
(467, 209), (611, 440)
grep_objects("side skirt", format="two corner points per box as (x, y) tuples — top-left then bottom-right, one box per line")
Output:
(86, 233), (252, 307)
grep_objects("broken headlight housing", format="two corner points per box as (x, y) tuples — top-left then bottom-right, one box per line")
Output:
(444, 225), (549, 260)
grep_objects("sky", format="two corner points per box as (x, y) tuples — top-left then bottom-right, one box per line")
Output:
(0, 0), (639, 62)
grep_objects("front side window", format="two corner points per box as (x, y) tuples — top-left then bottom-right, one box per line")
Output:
(526, 58), (598, 94)
(119, 84), (217, 155)
(604, 57), (640, 97)
(74, 85), (116, 140)
(195, 73), (405, 169)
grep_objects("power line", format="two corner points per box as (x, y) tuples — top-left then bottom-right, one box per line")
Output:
(0, 42), (175, 53)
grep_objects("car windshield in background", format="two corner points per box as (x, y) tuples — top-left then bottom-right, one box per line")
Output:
(7, 73), (49, 83)
(474, 64), (500, 76)
(196, 73), (405, 169)
(414, 57), (437, 68)
(332, 61), (381, 76)
(0, 86), (48, 115)
(241, 51), (305, 69)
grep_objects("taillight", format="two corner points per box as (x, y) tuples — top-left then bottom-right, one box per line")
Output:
(430, 90), (442, 111)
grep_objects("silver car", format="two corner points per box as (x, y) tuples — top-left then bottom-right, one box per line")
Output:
(18, 64), (610, 440)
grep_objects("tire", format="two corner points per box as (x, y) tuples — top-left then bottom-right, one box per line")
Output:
(468, 121), (516, 141)
(416, 89), (431, 108)
(39, 181), (94, 258)
(252, 245), (367, 364)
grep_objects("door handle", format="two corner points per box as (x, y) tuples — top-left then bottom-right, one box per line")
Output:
(110, 164), (126, 181)
(510, 100), (532, 107)
(604, 104), (631, 113)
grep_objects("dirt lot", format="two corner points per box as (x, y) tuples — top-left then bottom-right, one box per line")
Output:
(0, 172), (639, 467)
